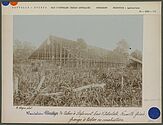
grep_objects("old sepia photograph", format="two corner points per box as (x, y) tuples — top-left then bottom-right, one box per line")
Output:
(13, 15), (143, 107)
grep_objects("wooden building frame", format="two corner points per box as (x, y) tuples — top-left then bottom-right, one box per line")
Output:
(28, 35), (126, 68)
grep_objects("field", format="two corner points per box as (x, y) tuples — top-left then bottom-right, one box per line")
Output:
(13, 61), (142, 107)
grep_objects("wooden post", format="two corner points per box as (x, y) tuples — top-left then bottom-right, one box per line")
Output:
(67, 52), (70, 68)
(45, 44), (47, 60)
(37, 50), (39, 59)
(46, 44), (48, 60)
(56, 42), (58, 64)
(52, 42), (54, 60)
(63, 47), (65, 66)
(36, 76), (45, 92)
(54, 42), (56, 61)
(121, 75), (124, 90)
(64, 47), (66, 66)
(94, 58), (96, 68)
(43, 44), (45, 60)
(47, 45), (51, 60)
(80, 58), (83, 68)
(40, 49), (42, 60)
(59, 43), (62, 66)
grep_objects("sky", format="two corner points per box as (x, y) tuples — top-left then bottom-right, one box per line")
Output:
(14, 15), (143, 51)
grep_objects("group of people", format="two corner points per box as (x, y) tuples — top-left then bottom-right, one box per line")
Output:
(13, 62), (142, 107)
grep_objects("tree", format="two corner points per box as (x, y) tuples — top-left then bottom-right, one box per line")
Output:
(113, 39), (129, 63)
(114, 39), (129, 54)
(13, 40), (36, 64)
(130, 49), (142, 60)
(77, 38), (87, 49)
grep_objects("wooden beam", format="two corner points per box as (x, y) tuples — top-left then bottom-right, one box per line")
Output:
(63, 47), (66, 66)
(60, 42), (62, 66)
(40, 83), (106, 96)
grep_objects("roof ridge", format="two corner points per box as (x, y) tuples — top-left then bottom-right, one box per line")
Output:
(48, 35), (76, 43)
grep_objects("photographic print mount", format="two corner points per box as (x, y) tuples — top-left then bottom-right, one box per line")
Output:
(1, 1), (162, 124)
